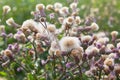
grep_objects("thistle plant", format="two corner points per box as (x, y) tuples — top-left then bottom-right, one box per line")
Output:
(0, 1), (120, 80)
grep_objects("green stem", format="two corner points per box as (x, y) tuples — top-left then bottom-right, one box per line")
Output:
(77, 64), (83, 80)
(14, 60), (29, 73)
(98, 69), (102, 80)
(3, 37), (7, 49)
(32, 40), (38, 61)
(52, 54), (56, 79)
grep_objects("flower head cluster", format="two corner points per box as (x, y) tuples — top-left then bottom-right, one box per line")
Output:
(0, 1), (120, 80)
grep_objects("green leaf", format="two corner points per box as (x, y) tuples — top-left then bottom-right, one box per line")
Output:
(0, 71), (7, 77)
(27, 73), (34, 80)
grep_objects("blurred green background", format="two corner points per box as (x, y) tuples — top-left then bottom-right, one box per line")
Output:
(0, 0), (120, 32)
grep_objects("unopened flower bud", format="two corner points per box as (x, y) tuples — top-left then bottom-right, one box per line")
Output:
(28, 50), (35, 56)
(36, 43), (44, 53)
(4, 49), (13, 60)
(41, 60), (46, 65)
(66, 62), (73, 68)
(114, 64), (120, 74)
(55, 50), (61, 57)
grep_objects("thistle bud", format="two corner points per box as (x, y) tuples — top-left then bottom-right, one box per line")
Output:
(4, 49), (13, 60)
(28, 50), (35, 56)
(66, 62), (74, 68)
(36, 43), (44, 53)
(114, 64), (120, 74)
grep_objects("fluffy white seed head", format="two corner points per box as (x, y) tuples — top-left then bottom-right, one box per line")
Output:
(49, 41), (60, 56)
(70, 3), (77, 10)
(0, 25), (5, 32)
(104, 58), (114, 66)
(59, 7), (69, 16)
(22, 19), (38, 32)
(108, 53), (116, 59)
(85, 70), (93, 77)
(22, 19), (48, 33)
(105, 44), (114, 52)
(59, 36), (81, 51)
(69, 27), (77, 36)
(36, 4), (45, 11)
(117, 42), (120, 49)
(47, 24), (56, 33)
(4, 49), (12, 57)
(46, 4), (53, 11)
(96, 37), (109, 45)
(85, 46), (99, 55)
(111, 31), (118, 37)
(75, 16), (81, 25)
(81, 35), (92, 43)
(58, 17), (64, 24)
(54, 2), (62, 9)
(3, 5), (11, 14)
(93, 32), (106, 38)
(66, 16), (74, 25)
(90, 22), (99, 31)
(6, 18), (14, 26)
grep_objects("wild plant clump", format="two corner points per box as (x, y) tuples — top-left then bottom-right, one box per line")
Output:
(0, 1), (120, 80)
